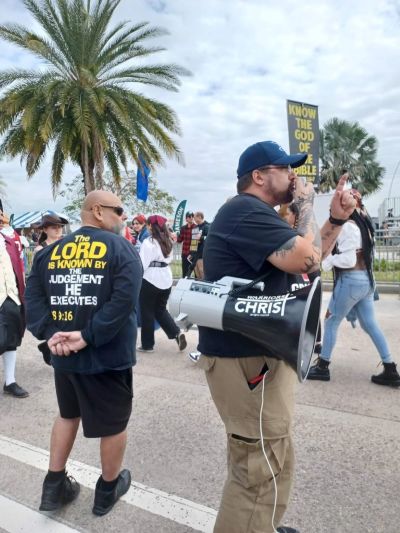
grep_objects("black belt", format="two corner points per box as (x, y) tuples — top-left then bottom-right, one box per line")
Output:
(149, 261), (168, 267)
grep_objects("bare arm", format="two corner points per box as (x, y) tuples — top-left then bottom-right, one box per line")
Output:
(268, 178), (321, 274)
(320, 174), (356, 259)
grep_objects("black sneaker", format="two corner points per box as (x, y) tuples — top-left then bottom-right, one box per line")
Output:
(307, 357), (330, 381)
(277, 527), (300, 533)
(371, 362), (400, 388)
(176, 332), (187, 351)
(39, 473), (80, 511)
(136, 346), (154, 353)
(3, 382), (29, 398)
(92, 469), (131, 516)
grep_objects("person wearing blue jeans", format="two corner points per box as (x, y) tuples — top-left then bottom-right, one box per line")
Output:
(308, 192), (400, 387)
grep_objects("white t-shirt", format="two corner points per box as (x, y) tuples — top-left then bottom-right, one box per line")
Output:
(139, 237), (173, 290)
(322, 221), (362, 271)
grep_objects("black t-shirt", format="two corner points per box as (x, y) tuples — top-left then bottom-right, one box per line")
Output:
(26, 227), (143, 374)
(196, 221), (209, 258)
(198, 193), (298, 357)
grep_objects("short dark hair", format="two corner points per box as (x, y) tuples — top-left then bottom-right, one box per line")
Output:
(237, 172), (253, 193)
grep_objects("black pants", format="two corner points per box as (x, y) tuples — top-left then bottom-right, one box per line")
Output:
(139, 279), (179, 349)
(181, 255), (191, 278)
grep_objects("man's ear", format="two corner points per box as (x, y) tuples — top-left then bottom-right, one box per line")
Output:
(91, 204), (103, 221)
(252, 169), (264, 186)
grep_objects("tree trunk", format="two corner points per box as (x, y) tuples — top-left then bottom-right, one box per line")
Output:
(81, 141), (95, 193)
(94, 137), (104, 189)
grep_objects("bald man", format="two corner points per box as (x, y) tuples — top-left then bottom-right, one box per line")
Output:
(25, 190), (143, 516)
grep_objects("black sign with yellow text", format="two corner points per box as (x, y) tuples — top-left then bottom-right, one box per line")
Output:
(287, 100), (319, 183)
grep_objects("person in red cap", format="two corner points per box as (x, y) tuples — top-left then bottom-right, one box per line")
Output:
(137, 215), (186, 352)
(132, 214), (150, 249)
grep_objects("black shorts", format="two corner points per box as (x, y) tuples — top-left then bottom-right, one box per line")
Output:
(0, 297), (24, 353)
(54, 368), (133, 438)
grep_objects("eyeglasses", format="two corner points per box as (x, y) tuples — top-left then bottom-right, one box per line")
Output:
(99, 205), (124, 216)
(258, 165), (292, 173)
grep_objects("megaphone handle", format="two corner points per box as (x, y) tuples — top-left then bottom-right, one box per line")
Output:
(229, 271), (272, 297)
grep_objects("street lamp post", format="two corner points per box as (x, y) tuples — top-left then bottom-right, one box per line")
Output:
(388, 159), (400, 199)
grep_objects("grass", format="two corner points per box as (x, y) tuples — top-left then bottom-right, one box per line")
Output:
(25, 250), (400, 284)
(321, 271), (400, 283)
(171, 261), (400, 283)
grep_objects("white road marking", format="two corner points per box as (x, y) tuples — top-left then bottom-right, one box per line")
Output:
(0, 494), (81, 533)
(0, 435), (217, 532)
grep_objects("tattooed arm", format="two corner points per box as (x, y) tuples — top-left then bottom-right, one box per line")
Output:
(268, 179), (321, 274)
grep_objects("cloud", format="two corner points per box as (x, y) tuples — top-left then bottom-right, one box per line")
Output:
(1, 0), (400, 220)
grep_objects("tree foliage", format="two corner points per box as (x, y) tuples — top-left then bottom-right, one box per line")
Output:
(59, 171), (176, 220)
(319, 118), (384, 196)
(0, 0), (190, 195)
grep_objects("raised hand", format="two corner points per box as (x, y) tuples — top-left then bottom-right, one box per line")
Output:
(330, 174), (356, 220)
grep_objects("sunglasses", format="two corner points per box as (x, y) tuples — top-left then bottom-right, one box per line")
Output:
(99, 205), (124, 216)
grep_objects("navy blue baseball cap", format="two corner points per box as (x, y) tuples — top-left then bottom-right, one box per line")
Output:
(237, 141), (308, 178)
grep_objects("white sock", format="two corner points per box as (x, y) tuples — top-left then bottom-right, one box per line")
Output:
(2, 350), (17, 386)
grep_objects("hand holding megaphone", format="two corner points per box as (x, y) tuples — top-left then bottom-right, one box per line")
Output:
(292, 174), (315, 203)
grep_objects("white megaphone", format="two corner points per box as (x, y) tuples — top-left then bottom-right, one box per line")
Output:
(170, 276), (321, 382)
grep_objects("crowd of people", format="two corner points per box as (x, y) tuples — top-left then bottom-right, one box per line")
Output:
(0, 138), (399, 532)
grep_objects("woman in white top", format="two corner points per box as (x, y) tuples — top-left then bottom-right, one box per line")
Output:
(308, 191), (399, 386)
(137, 215), (187, 353)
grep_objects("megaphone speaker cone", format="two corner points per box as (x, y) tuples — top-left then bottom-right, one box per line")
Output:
(222, 277), (322, 382)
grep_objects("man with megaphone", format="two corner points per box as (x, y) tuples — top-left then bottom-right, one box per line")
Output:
(195, 140), (355, 533)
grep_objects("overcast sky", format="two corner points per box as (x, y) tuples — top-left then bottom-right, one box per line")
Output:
(1, 0), (400, 221)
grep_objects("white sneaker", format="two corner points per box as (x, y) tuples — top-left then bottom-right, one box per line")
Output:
(188, 351), (201, 363)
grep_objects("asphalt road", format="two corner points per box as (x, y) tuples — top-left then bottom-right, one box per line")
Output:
(0, 292), (399, 533)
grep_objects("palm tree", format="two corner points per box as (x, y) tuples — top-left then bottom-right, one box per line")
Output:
(319, 118), (384, 196)
(0, 0), (189, 194)
(0, 175), (7, 204)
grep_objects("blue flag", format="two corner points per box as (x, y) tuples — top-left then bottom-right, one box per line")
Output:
(136, 153), (150, 202)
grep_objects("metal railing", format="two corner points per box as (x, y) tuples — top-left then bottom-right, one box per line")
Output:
(24, 238), (400, 287)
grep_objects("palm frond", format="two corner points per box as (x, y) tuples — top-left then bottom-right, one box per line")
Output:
(0, 0), (189, 193)
(319, 118), (384, 194)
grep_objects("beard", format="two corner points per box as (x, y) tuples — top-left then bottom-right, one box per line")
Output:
(274, 186), (294, 205)
(110, 222), (124, 235)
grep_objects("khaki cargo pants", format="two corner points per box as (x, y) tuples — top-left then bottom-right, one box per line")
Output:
(197, 354), (297, 533)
